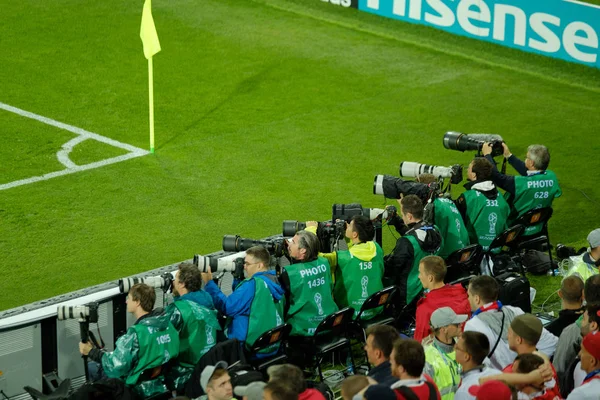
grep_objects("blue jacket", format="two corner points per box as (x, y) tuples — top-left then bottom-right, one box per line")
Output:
(205, 270), (284, 343)
(176, 290), (214, 309)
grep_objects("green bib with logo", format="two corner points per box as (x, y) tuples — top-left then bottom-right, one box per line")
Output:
(172, 300), (219, 367)
(434, 198), (469, 259)
(245, 275), (285, 355)
(462, 190), (510, 251)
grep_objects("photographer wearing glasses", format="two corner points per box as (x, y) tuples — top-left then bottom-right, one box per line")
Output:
(202, 246), (284, 355)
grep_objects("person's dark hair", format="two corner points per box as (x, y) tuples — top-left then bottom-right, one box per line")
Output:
(401, 195), (424, 220)
(469, 275), (500, 303)
(351, 215), (375, 243)
(267, 364), (305, 393)
(391, 339), (425, 377)
(264, 380), (299, 400)
(561, 275), (584, 304)
(177, 262), (202, 292)
(420, 255), (446, 282)
(365, 325), (400, 358)
(461, 331), (490, 365)
(514, 353), (545, 374)
(296, 230), (320, 262)
(527, 144), (550, 170)
(245, 245), (271, 269)
(585, 274), (600, 305)
(129, 283), (156, 312)
(587, 304), (600, 326)
(471, 157), (493, 181)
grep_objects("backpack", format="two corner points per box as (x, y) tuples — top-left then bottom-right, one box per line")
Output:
(496, 272), (531, 313)
(521, 249), (556, 275)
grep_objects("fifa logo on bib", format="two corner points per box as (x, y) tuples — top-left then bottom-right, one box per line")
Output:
(314, 293), (324, 315)
(206, 325), (214, 345)
(361, 276), (369, 298)
(488, 213), (498, 234)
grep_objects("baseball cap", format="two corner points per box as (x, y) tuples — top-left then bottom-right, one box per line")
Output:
(588, 229), (600, 249)
(200, 361), (228, 392)
(430, 307), (468, 329)
(468, 380), (513, 399)
(510, 314), (543, 345)
(582, 331), (600, 361)
(234, 381), (266, 400)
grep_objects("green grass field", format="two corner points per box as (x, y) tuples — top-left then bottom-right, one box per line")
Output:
(1, 0), (599, 312)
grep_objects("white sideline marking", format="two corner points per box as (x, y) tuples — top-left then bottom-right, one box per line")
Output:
(0, 101), (150, 191)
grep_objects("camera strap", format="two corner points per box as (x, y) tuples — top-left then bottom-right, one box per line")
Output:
(501, 157), (508, 175)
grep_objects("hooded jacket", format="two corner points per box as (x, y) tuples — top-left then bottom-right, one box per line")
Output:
(414, 284), (471, 342)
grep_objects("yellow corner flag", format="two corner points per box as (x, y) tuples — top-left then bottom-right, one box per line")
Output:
(140, 0), (161, 60)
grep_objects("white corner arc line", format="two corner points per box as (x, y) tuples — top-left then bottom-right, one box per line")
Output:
(0, 101), (151, 191)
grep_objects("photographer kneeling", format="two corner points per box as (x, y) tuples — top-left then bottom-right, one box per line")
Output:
(305, 215), (384, 319)
(79, 283), (180, 398)
(201, 246), (285, 356)
(482, 142), (561, 236)
(455, 157), (510, 251)
(384, 194), (442, 314)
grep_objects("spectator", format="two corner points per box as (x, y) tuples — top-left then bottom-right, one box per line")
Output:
(166, 262), (220, 390)
(468, 380), (516, 400)
(389, 339), (442, 399)
(482, 142), (561, 237)
(267, 364), (325, 400)
(554, 275), (600, 384)
(384, 195), (443, 311)
(423, 307), (466, 399)
(202, 246), (285, 355)
(566, 228), (600, 282)
(566, 331), (600, 399)
(200, 362), (233, 400)
(280, 231), (338, 336)
(545, 275), (584, 337)
(455, 157), (510, 251)
(414, 255), (471, 342)
(79, 283), (179, 398)
(340, 375), (369, 400)
(454, 331), (502, 400)
(363, 325), (400, 385)
(264, 380), (299, 400)
(234, 381), (266, 400)
(511, 354), (557, 400)
(463, 276), (557, 370)
(363, 385), (398, 400)
(307, 215), (384, 319)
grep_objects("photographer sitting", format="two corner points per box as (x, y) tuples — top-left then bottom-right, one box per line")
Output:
(384, 194), (443, 312)
(201, 246), (285, 355)
(166, 262), (221, 391)
(305, 215), (384, 319)
(79, 283), (180, 398)
(455, 157), (510, 251)
(482, 142), (561, 236)
(566, 228), (600, 282)
(280, 230), (338, 336)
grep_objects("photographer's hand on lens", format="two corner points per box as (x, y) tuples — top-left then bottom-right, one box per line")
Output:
(306, 221), (318, 228)
(481, 142), (493, 156)
(201, 270), (213, 284)
(79, 341), (93, 356)
(502, 142), (512, 158)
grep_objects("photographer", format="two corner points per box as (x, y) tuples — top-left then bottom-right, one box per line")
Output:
(384, 194), (443, 311)
(280, 230), (338, 336)
(305, 215), (384, 319)
(482, 143), (561, 236)
(79, 283), (180, 398)
(201, 246), (285, 355)
(455, 157), (510, 250)
(165, 262), (221, 391)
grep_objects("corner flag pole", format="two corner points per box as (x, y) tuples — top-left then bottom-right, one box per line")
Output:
(140, 0), (161, 153)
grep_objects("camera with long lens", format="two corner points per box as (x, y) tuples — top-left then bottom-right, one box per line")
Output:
(443, 131), (504, 157)
(193, 254), (245, 279)
(118, 273), (173, 293)
(331, 203), (396, 223)
(399, 162), (463, 185)
(57, 302), (99, 323)
(222, 235), (286, 258)
(374, 174), (434, 200)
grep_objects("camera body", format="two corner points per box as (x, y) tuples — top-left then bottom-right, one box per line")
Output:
(443, 131), (504, 157)
(57, 301), (100, 323)
(193, 254), (245, 280)
(118, 273), (173, 293)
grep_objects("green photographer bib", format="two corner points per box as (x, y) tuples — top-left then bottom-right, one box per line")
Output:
(245, 276), (285, 355)
(284, 257), (338, 336)
(405, 234), (439, 305)
(172, 300), (219, 367)
(334, 243), (384, 319)
(434, 198), (469, 259)
(462, 190), (510, 250)
(507, 170), (561, 235)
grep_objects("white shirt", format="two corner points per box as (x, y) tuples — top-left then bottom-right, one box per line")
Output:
(574, 361), (586, 388)
(454, 366), (502, 400)
(463, 305), (558, 370)
(566, 378), (600, 399)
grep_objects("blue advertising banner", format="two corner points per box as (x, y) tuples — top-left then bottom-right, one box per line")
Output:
(356, 0), (600, 68)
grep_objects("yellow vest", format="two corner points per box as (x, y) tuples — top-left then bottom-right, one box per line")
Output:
(566, 254), (598, 283)
(424, 344), (460, 400)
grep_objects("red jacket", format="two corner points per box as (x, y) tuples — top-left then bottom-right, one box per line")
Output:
(503, 360), (562, 399)
(299, 388), (325, 400)
(414, 284), (471, 342)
